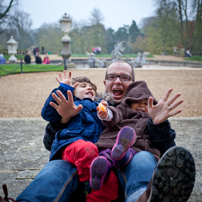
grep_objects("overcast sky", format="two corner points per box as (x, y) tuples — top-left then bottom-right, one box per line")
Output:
(19, 0), (157, 31)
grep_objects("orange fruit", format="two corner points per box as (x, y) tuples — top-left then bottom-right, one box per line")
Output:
(98, 103), (106, 112)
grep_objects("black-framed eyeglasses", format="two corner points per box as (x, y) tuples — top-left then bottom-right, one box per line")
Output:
(106, 74), (132, 81)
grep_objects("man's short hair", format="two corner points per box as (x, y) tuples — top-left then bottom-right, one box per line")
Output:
(105, 61), (135, 81)
(71, 76), (97, 92)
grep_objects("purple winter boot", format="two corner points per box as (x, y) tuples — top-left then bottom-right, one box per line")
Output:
(90, 156), (111, 191)
(111, 126), (136, 161)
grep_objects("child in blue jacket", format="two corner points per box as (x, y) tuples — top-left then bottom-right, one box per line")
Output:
(41, 71), (119, 202)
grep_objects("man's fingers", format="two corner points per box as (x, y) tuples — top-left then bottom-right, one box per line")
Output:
(162, 88), (173, 102)
(169, 99), (183, 111)
(167, 92), (181, 106)
(169, 109), (182, 117)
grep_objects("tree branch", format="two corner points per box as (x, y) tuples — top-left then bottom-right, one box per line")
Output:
(0, 0), (15, 20)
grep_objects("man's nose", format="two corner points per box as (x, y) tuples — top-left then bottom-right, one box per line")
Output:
(114, 76), (122, 83)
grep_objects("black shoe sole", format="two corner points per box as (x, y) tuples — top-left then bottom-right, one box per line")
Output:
(150, 146), (195, 202)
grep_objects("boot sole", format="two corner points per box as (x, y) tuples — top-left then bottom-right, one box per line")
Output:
(149, 146), (195, 202)
(111, 126), (136, 160)
(90, 157), (110, 191)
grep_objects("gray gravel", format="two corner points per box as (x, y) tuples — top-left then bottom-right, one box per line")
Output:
(0, 118), (201, 201)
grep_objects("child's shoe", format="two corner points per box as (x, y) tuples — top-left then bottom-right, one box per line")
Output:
(111, 126), (136, 160)
(90, 156), (111, 191)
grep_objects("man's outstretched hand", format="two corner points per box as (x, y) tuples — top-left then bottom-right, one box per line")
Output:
(148, 88), (183, 124)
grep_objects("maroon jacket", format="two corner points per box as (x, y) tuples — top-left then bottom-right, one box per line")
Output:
(95, 81), (161, 161)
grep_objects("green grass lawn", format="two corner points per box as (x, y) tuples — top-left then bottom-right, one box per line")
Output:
(0, 64), (64, 76)
(185, 56), (202, 62)
(1, 54), (201, 77)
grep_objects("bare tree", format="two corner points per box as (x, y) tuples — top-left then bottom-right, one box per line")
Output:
(8, 9), (33, 49)
(0, 0), (15, 20)
(154, 0), (202, 52)
(175, 0), (202, 50)
(89, 7), (104, 25)
(87, 8), (106, 52)
(190, 0), (202, 49)
(0, 0), (18, 33)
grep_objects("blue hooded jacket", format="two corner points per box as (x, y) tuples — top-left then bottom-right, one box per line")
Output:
(41, 83), (105, 160)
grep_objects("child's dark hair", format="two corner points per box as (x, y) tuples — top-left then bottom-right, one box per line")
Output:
(71, 76), (97, 92)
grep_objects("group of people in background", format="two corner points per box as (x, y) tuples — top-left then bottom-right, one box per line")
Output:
(92, 46), (101, 54)
(24, 51), (51, 64)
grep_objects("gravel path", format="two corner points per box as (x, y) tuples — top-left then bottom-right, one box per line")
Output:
(0, 67), (202, 118)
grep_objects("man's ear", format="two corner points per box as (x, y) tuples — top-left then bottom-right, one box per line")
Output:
(103, 80), (107, 92)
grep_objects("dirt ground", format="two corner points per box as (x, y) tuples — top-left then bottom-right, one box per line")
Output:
(0, 67), (202, 118)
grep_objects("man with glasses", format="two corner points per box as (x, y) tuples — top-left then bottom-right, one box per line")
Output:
(14, 61), (194, 202)
(104, 61), (134, 105)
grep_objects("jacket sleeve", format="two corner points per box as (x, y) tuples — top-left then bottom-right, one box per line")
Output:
(42, 83), (74, 150)
(148, 118), (176, 155)
(41, 83), (75, 122)
(102, 105), (124, 127)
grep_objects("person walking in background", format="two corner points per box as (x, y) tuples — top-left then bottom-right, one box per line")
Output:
(33, 47), (37, 57)
(41, 46), (45, 55)
(36, 46), (39, 54)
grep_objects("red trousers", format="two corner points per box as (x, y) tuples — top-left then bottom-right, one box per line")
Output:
(61, 139), (98, 182)
(61, 139), (118, 201)
(86, 170), (119, 202)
